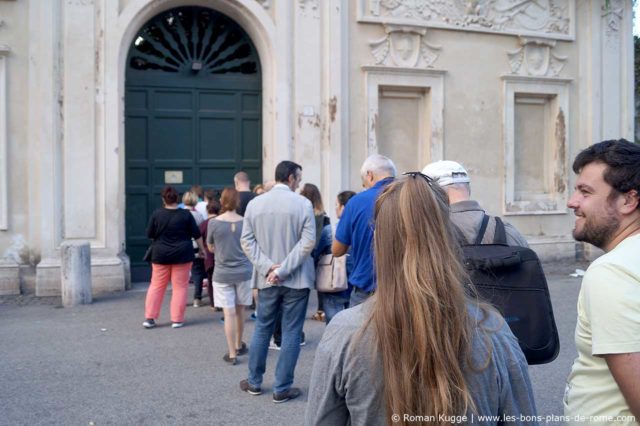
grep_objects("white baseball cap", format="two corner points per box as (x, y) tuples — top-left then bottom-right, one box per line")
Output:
(421, 160), (470, 187)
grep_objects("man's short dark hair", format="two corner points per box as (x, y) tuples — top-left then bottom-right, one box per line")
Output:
(190, 184), (203, 199)
(204, 188), (216, 202)
(573, 139), (640, 203)
(337, 190), (356, 207)
(275, 161), (302, 183)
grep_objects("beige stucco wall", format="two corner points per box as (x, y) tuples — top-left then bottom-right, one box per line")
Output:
(0, 0), (634, 295)
(345, 0), (632, 257)
(0, 1), (31, 263)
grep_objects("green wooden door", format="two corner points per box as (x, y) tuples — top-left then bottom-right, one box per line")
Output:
(125, 7), (261, 281)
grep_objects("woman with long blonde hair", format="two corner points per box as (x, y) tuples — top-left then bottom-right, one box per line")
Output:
(306, 174), (536, 425)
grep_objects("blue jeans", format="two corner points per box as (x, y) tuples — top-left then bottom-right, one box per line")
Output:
(349, 286), (374, 307)
(321, 292), (350, 324)
(248, 286), (310, 393)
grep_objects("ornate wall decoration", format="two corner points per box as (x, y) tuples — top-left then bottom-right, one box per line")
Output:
(507, 37), (567, 77)
(361, 0), (574, 40)
(601, 0), (623, 38)
(369, 25), (441, 68)
(299, 0), (320, 18)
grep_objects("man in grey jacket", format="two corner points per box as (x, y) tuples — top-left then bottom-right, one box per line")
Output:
(239, 160), (316, 403)
(422, 160), (529, 247)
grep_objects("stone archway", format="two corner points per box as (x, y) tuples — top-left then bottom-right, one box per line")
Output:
(100, 0), (287, 285)
(123, 5), (263, 280)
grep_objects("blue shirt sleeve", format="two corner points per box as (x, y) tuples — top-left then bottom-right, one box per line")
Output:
(335, 201), (354, 246)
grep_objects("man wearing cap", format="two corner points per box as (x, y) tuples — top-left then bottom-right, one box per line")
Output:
(422, 160), (529, 247)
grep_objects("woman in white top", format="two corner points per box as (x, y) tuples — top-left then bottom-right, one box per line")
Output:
(207, 188), (253, 365)
(183, 191), (206, 306)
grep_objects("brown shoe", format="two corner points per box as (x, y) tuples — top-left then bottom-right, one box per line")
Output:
(311, 311), (325, 321)
(273, 387), (302, 403)
(223, 353), (237, 365)
(236, 342), (248, 356)
(240, 379), (262, 395)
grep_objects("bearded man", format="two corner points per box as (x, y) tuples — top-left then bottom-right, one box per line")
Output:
(564, 139), (640, 424)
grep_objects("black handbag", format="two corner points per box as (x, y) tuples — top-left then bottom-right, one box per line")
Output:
(142, 243), (153, 263)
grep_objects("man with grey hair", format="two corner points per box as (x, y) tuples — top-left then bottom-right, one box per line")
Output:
(422, 160), (528, 247)
(332, 154), (397, 306)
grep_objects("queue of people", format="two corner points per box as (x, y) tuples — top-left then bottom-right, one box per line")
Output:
(139, 139), (640, 423)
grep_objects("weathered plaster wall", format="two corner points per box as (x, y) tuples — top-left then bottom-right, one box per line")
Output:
(0, 1), (30, 264)
(0, 0), (635, 295)
(345, 0), (632, 260)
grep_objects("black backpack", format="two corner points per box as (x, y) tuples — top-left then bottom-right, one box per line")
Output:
(460, 214), (560, 365)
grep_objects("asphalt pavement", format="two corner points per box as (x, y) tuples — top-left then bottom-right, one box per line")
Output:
(0, 261), (587, 426)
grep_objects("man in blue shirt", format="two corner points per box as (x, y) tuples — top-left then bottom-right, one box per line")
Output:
(332, 154), (396, 307)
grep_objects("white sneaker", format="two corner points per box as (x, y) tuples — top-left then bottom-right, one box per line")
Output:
(171, 322), (184, 329)
(142, 319), (156, 329)
(193, 299), (201, 308)
(269, 339), (281, 351)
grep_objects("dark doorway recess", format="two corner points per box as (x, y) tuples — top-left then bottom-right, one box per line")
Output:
(125, 7), (262, 281)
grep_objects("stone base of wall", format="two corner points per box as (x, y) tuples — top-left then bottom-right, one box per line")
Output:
(36, 255), (129, 297)
(578, 243), (604, 262)
(527, 236), (581, 262)
(0, 260), (20, 295)
(19, 265), (36, 294)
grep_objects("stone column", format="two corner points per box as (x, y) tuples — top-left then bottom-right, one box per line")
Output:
(62, 0), (97, 239)
(272, 1), (295, 167)
(293, 0), (322, 182)
(321, 0), (350, 218)
(576, 0), (634, 260)
(0, 45), (9, 231)
(61, 241), (92, 307)
(29, 0), (64, 296)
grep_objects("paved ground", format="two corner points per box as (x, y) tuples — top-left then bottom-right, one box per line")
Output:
(0, 261), (588, 426)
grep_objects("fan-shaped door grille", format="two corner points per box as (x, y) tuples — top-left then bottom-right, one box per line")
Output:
(128, 7), (259, 76)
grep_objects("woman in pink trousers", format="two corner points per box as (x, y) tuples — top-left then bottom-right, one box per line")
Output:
(143, 186), (205, 329)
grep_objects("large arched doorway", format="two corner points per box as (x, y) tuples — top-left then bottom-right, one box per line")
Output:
(125, 6), (262, 281)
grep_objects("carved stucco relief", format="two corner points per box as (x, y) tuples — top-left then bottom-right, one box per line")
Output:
(299, 0), (320, 18)
(370, 25), (441, 68)
(602, 0), (623, 39)
(362, 0), (573, 40)
(507, 37), (567, 77)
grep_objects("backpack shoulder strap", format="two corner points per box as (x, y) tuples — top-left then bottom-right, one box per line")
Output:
(493, 216), (508, 245)
(474, 214), (490, 245)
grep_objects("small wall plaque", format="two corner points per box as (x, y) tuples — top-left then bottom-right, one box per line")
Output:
(164, 171), (183, 184)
